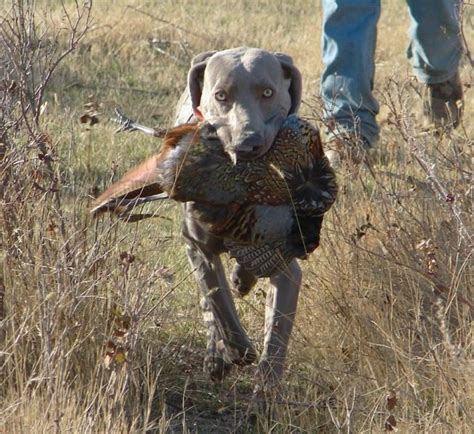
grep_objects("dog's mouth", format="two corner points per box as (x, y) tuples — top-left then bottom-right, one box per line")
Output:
(228, 144), (265, 165)
(203, 116), (281, 164)
(231, 114), (286, 162)
(234, 137), (273, 163)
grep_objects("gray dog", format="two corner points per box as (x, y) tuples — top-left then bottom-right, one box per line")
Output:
(175, 47), (308, 387)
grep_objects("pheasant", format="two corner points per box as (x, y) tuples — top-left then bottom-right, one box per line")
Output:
(92, 114), (338, 276)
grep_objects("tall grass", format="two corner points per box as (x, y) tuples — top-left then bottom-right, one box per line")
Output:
(1, 1), (472, 432)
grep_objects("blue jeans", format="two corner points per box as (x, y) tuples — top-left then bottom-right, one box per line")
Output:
(320, 0), (463, 146)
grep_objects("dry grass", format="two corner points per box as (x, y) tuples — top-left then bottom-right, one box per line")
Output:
(1, 1), (473, 432)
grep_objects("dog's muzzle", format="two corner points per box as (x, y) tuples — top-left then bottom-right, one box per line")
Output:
(234, 133), (265, 160)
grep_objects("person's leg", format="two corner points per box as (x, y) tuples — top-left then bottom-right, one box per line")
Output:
(406, 0), (462, 83)
(320, 0), (381, 150)
(406, 0), (463, 127)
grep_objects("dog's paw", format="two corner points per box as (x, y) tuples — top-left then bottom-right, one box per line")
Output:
(203, 340), (257, 381)
(219, 339), (258, 367)
(231, 263), (258, 297)
(203, 350), (233, 382)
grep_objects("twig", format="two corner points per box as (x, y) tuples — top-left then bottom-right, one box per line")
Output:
(126, 5), (216, 44)
(65, 81), (166, 96)
(459, 1), (474, 67)
(429, 347), (474, 426)
(142, 268), (196, 320)
(150, 44), (187, 66)
(34, 0), (92, 125)
(349, 240), (473, 311)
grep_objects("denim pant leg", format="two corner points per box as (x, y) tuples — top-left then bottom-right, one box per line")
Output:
(320, 0), (381, 146)
(406, 0), (462, 84)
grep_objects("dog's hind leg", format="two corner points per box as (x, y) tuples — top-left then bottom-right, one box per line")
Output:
(257, 259), (302, 389)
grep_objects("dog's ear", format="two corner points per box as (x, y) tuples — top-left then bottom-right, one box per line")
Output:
(274, 52), (302, 114)
(188, 51), (217, 113)
(190, 50), (217, 66)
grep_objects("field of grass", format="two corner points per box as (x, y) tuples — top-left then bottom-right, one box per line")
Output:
(1, 1), (472, 432)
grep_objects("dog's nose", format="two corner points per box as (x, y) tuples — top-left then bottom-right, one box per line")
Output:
(234, 133), (264, 160)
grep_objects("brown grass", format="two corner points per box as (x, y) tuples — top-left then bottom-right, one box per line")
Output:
(1, 1), (472, 432)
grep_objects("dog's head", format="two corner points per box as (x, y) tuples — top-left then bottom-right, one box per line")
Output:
(187, 47), (302, 161)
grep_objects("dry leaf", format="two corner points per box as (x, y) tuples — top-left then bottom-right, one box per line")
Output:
(0, 79), (17, 93)
(114, 347), (126, 364)
(103, 353), (113, 369)
(105, 340), (116, 356)
(79, 98), (100, 127)
(103, 340), (116, 369)
(120, 251), (135, 265)
(386, 391), (397, 410)
(384, 414), (397, 431)
(104, 306), (131, 369)
(79, 112), (99, 126)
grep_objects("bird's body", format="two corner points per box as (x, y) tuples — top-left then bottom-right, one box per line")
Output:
(92, 115), (337, 276)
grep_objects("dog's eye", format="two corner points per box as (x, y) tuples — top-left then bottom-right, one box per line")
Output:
(215, 91), (227, 102)
(262, 88), (273, 98)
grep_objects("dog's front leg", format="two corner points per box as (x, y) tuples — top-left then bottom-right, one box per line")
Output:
(257, 259), (302, 389)
(183, 211), (257, 380)
(186, 244), (257, 378)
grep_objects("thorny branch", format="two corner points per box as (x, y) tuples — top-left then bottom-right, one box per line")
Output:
(1, 1), (93, 258)
(381, 78), (472, 245)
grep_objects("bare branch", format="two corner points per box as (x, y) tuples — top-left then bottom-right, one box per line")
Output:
(126, 5), (216, 44)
